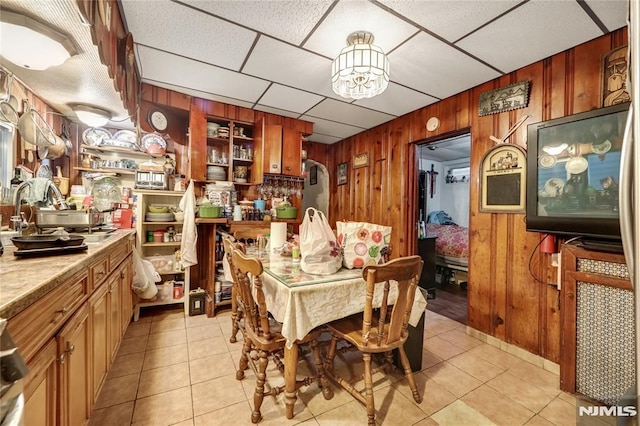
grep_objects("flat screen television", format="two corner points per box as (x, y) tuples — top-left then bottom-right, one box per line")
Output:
(526, 102), (630, 241)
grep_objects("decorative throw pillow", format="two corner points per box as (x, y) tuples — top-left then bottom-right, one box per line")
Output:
(336, 221), (392, 269)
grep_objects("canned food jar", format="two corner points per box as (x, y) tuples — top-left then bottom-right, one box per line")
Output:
(153, 230), (164, 243)
(147, 230), (154, 242)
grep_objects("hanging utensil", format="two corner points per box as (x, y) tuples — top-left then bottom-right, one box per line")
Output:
(61, 123), (72, 156)
(17, 100), (56, 146)
(0, 71), (18, 125)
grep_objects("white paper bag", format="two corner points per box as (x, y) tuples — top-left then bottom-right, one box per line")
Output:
(300, 208), (342, 275)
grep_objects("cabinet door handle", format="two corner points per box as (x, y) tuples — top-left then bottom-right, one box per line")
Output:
(271, 164), (278, 169)
(285, 166), (291, 171)
(56, 307), (69, 315)
(121, 270), (125, 279)
(97, 270), (105, 277)
(58, 353), (65, 364)
(67, 344), (75, 354)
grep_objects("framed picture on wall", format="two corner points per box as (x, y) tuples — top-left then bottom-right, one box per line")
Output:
(337, 162), (348, 186)
(479, 144), (527, 213)
(353, 152), (369, 168)
(309, 165), (318, 185)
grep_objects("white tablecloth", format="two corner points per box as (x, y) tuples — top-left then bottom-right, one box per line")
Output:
(259, 255), (428, 347)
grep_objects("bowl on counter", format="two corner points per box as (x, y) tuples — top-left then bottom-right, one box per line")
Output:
(275, 206), (298, 219)
(148, 205), (169, 213)
(198, 204), (222, 218)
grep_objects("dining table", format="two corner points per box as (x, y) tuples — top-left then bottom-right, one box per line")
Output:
(254, 252), (428, 419)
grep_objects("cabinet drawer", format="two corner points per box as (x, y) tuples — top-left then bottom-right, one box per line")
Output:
(91, 255), (109, 290)
(8, 270), (89, 363)
(109, 238), (132, 271)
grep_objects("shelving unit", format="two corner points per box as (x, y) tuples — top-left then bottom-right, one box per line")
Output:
(204, 118), (255, 185)
(193, 217), (228, 316)
(133, 189), (190, 320)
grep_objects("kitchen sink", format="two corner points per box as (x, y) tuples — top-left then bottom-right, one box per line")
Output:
(74, 229), (116, 243)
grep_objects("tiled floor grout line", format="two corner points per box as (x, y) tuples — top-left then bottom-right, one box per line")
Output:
(90, 308), (576, 425)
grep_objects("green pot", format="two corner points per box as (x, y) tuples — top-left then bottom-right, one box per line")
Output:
(276, 206), (298, 219)
(199, 205), (222, 218)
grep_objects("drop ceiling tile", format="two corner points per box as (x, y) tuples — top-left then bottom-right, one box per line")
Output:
(121, 0), (255, 70)
(389, 32), (501, 99)
(457, 0), (604, 74)
(305, 99), (394, 129)
(303, 0), (418, 58)
(243, 37), (337, 99)
(254, 105), (303, 119)
(307, 134), (342, 144)
(182, 0), (333, 46)
(258, 84), (324, 114)
(137, 46), (269, 103)
(380, 0), (521, 43)
(299, 115), (365, 139)
(584, 0), (628, 32)
(354, 82), (438, 116)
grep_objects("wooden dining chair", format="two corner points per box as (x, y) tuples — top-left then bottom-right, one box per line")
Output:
(323, 255), (424, 425)
(233, 225), (271, 244)
(230, 248), (332, 423)
(223, 237), (245, 344)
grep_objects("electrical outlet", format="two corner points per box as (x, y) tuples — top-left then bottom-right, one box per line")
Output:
(551, 253), (559, 267)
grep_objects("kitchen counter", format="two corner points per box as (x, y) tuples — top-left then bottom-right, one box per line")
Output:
(0, 229), (136, 319)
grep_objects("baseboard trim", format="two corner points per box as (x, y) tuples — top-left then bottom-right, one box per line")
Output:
(465, 326), (560, 375)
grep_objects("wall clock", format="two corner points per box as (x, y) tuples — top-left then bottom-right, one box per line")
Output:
(426, 117), (440, 132)
(148, 109), (168, 132)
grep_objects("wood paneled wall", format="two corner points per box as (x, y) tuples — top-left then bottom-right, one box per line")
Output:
(321, 28), (627, 362)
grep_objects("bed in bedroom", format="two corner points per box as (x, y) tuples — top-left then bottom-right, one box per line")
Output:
(425, 223), (469, 272)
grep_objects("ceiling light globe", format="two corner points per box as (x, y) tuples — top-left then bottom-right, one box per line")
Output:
(0, 12), (75, 71)
(74, 106), (112, 127)
(332, 31), (389, 100)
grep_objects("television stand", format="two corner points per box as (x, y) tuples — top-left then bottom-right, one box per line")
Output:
(575, 239), (624, 254)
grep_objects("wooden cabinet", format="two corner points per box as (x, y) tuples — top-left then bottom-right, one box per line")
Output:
(7, 233), (134, 426)
(57, 303), (91, 426)
(194, 218), (227, 316)
(108, 275), (121, 360)
(119, 256), (134, 335)
(134, 190), (191, 321)
(24, 339), (57, 426)
(254, 118), (303, 182)
(89, 281), (109, 404)
(560, 244), (634, 405)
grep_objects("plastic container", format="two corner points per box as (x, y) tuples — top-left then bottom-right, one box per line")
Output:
(153, 230), (164, 243)
(156, 282), (173, 301)
(253, 199), (266, 212)
(198, 204), (222, 218)
(146, 255), (176, 274)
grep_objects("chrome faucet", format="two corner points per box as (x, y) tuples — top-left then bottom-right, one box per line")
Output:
(12, 179), (70, 234)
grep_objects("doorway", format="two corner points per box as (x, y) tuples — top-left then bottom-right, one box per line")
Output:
(417, 134), (471, 324)
(302, 160), (329, 218)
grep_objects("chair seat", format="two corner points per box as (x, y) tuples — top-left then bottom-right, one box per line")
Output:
(326, 313), (407, 352)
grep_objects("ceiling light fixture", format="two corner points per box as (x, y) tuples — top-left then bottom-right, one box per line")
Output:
(0, 11), (76, 70)
(331, 31), (390, 100)
(74, 105), (112, 127)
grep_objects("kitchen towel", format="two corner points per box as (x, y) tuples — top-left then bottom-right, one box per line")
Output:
(179, 179), (198, 267)
(270, 222), (287, 252)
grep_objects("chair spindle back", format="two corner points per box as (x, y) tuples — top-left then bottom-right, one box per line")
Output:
(361, 255), (423, 347)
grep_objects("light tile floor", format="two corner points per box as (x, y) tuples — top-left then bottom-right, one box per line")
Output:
(89, 307), (580, 426)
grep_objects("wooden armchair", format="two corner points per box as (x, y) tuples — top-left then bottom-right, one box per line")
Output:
(230, 248), (332, 423)
(222, 237), (245, 344)
(323, 255), (424, 425)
